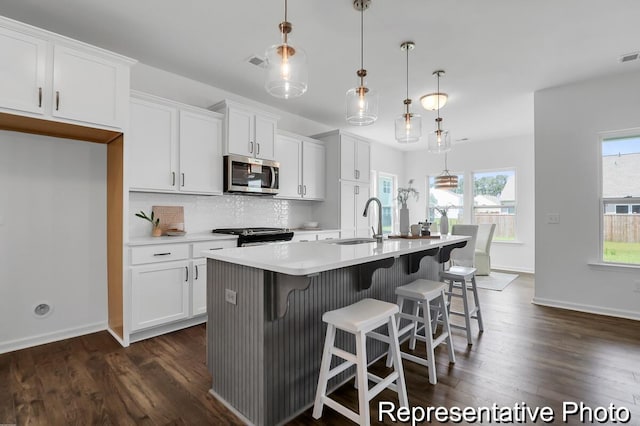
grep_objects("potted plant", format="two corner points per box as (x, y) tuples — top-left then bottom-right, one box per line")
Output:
(135, 210), (162, 237)
(397, 179), (419, 236)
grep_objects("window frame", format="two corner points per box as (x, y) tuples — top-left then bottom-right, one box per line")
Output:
(371, 170), (399, 235)
(471, 167), (518, 241)
(598, 129), (640, 266)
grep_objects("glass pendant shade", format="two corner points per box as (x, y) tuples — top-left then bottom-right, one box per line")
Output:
(395, 113), (421, 143)
(265, 38), (308, 99)
(346, 86), (378, 126)
(420, 93), (448, 111)
(427, 128), (451, 153)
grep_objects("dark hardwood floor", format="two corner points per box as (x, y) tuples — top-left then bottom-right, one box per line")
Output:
(2, 274), (639, 425)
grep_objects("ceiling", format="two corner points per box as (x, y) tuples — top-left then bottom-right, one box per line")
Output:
(2, 0), (640, 150)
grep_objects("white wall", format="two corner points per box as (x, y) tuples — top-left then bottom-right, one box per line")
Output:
(404, 134), (535, 273)
(0, 131), (107, 353)
(534, 70), (640, 320)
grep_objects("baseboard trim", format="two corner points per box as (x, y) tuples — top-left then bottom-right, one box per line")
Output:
(0, 321), (107, 355)
(129, 315), (206, 344)
(208, 388), (255, 426)
(532, 297), (640, 321)
(492, 264), (535, 274)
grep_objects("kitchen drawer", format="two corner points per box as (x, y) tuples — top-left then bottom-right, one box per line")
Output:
(131, 243), (190, 265)
(192, 239), (237, 258)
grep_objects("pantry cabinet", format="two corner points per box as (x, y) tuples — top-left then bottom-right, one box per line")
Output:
(129, 91), (223, 195)
(0, 17), (133, 129)
(275, 131), (325, 200)
(211, 99), (278, 160)
(311, 130), (373, 236)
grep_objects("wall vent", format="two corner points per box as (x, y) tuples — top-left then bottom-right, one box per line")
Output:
(247, 55), (267, 68)
(619, 51), (640, 63)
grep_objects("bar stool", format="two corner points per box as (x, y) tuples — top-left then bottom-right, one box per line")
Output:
(440, 265), (484, 345)
(312, 298), (408, 426)
(385, 279), (455, 385)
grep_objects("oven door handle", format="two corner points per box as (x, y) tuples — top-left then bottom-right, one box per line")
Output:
(270, 166), (276, 189)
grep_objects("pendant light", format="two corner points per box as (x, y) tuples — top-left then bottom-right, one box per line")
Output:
(434, 152), (459, 189)
(265, 0), (308, 99)
(427, 70), (451, 153)
(394, 41), (421, 143)
(346, 0), (378, 126)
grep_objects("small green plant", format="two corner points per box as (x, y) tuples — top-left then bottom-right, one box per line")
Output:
(135, 210), (160, 227)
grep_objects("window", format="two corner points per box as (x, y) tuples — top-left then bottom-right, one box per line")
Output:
(427, 174), (464, 234)
(601, 135), (640, 265)
(373, 172), (398, 235)
(472, 169), (516, 241)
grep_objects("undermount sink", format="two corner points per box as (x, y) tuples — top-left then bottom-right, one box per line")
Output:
(328, 238), (377, 245)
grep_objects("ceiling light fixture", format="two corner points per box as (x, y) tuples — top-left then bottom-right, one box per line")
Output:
(427, 70), (451, 153)
(434, 152), (459, 189)
(394, 41), (421, 143)
(420, 71), (448, 111)
(346, 0), (378, 126)
(265, 0), (308, 99)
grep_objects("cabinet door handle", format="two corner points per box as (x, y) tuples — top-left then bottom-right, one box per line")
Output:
(172, 172), (176, 186)
(195, 265), (199, 280)
(185, 266), (189, 282)
(209, 247), (223, 250)
(354, 169), (358, 179)
(38, 87), (42, 108)
(256, 143), (260, 155)
(153, 252), (171, 256)
(303, 185), (307, 195)
(249, 141), (254, 153)
(181, 173), (185, 187)
(298, 184), (302, 195)
(355, 185), (359, 195)
(55, 91), (60, 110)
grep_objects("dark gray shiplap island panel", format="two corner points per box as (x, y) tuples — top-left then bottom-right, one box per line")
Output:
(206, 253), (441, 426)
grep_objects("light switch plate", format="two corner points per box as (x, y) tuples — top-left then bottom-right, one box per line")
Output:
(225, 289), (237, 305)
(547, 213), (560, 224)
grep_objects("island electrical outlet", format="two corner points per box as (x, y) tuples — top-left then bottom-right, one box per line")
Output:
(225, 289), (237, 305)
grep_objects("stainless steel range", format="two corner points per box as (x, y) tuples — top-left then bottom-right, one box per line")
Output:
(212, 227), (294, 247)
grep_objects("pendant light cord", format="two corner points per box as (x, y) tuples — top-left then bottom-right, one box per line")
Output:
(406, 46), (409, 101)
(360, 4), (364, 86)
(284, 0), (288, 22)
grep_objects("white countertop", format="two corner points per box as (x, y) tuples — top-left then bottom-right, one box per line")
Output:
(203, 235), (470, 275)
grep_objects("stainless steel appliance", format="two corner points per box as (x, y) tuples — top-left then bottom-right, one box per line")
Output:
(212, 227), (294, 247)
(224, 155), (279, 195)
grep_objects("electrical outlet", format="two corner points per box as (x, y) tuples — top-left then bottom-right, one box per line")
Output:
(225, 289), (237, 305)
(547, 213), (560, 224)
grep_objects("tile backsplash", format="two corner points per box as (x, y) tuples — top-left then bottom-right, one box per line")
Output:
(129, 192), (316, 237)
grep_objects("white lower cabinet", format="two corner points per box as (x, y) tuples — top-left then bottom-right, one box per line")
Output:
(340, 181), (371, 238)
(131, 260), (190, 331)
(129, 238), (236, 337)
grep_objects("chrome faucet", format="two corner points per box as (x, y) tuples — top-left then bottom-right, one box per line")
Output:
(363, 197), (384, 243)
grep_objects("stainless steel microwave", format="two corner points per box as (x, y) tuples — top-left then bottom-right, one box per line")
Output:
(223, 155), (280, 195)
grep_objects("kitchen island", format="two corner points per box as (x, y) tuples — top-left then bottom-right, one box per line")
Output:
(203, 236), (468, 426)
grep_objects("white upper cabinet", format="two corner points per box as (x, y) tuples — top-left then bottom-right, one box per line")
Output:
(51, 45), (125, 128)
(129, 92), (223, 195)
(129, 96), (177, 191)
(179, 110), (223, 194)
(211, 100), (278, 161)
(340, 180), (371, 239)
(0, 17), (134, 130)
(340, 133), (370, 183)
(275, 131), (325, 200)
(0, 27), (47, 115)
(302, 140), (326, 199)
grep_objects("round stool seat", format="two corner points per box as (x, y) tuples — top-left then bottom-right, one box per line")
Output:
(395, 279), (446, 300)
(322, 298), (399, 333)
